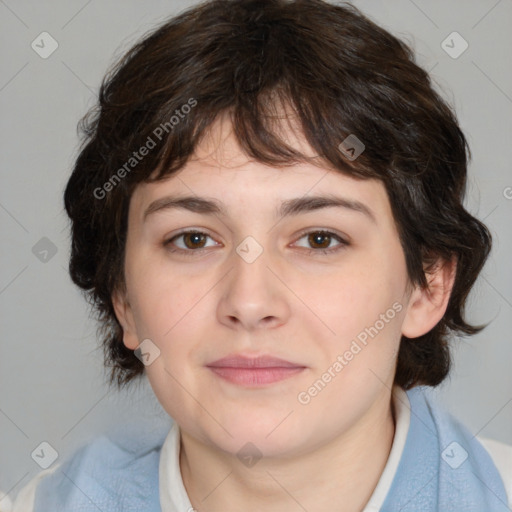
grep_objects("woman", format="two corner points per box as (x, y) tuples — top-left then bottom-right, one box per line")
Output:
(8, 0), (511, 510)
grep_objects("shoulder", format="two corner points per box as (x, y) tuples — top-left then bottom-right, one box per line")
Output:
(477, 436), (512, 508)
(9, 425), (169, 512)
(411, 386), (512, 508)
(7, 462), (62, 512)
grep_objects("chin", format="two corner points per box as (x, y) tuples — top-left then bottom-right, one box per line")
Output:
(200, 413), (310, 459)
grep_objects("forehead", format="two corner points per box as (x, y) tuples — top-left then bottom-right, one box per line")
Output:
(129, 113), (391, 223)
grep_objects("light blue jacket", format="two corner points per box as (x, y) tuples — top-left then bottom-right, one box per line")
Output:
(31, 386), (509, 511)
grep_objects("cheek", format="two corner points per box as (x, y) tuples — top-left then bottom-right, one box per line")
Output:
(128, 252), (202, 333)
(307, 256), (406, 385)
(135, 277), (203, 415)
(314, 263), (402, 334)
(128, 268), (210, 377)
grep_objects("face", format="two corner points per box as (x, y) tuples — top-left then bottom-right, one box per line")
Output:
(114, 113), (417, 458)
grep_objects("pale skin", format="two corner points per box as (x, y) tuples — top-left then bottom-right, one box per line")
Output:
(113, 112), (456, 512)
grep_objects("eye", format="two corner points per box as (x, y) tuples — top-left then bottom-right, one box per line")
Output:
(164, 230), (218, 257)
(293, 229), (348, 255)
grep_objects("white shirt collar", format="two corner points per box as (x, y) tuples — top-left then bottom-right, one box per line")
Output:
(159, 386), (411, 512)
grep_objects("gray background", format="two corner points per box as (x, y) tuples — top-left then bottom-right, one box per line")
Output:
(1, 0), (511, 504)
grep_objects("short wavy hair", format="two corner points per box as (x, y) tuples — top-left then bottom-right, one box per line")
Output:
(64, 0), (492, 391)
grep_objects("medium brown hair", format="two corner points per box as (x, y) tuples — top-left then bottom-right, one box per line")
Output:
(64, 0), (492, 390)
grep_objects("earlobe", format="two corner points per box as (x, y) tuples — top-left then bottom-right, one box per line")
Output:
(401, 256), (457, 339)
(111, 289), (140, 350)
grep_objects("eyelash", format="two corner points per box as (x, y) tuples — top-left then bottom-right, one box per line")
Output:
(163, 229), (349, 258)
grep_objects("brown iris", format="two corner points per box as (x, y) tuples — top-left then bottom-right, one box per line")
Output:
(182, 232), (208, 249)
(307, 232), (332, 249)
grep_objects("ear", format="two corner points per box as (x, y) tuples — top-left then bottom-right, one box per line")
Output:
(111, 288), (140, 350)
(401, 255), (457, 338)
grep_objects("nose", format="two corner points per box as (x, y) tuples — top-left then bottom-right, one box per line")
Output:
(216, 240), (290, 332)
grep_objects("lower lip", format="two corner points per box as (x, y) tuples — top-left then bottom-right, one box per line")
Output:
(207, 367), (305, 386)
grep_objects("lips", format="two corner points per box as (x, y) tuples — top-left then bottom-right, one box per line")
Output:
(206, 355), (306, 386)
(207, 355), (304, 369)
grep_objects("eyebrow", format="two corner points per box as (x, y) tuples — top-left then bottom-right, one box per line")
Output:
(143, 193), (376, 224)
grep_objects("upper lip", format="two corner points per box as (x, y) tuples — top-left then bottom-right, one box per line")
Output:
(206, 354), (305, 368)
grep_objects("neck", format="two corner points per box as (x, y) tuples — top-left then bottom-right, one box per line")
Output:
(179, 390), (396, 512)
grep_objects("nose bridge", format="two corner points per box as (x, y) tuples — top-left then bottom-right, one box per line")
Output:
(229, 233), (274, 299)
